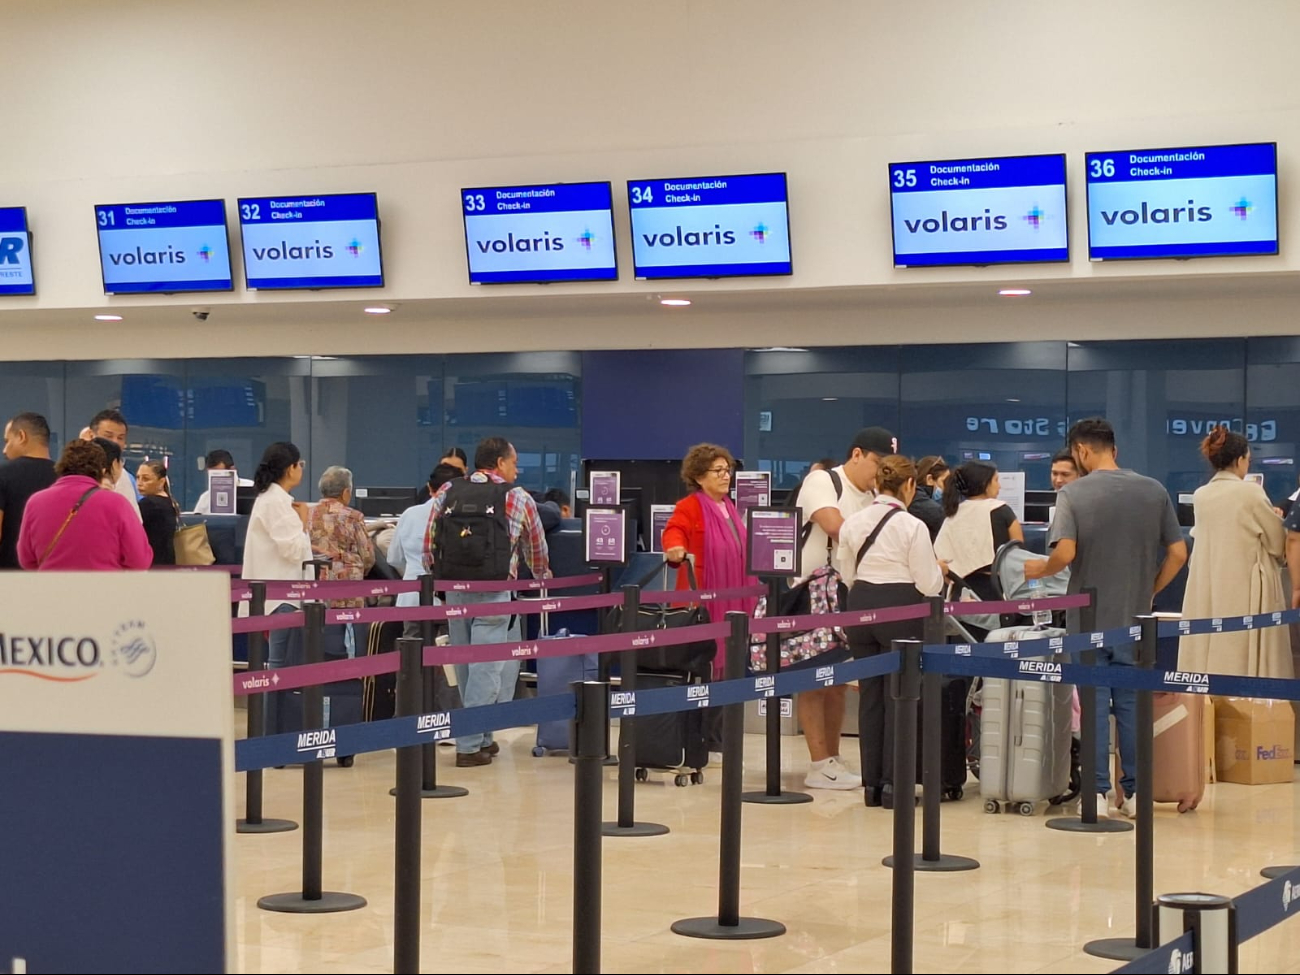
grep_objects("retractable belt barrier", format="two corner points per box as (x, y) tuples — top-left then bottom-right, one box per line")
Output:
(231, 571), (607, 602)
(926, 650), (1300, 702)
(233, 650), (901, 772)
(1109, 865), (1300, 974)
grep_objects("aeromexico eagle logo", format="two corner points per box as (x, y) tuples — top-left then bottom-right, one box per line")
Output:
(0, 620), (157, 682)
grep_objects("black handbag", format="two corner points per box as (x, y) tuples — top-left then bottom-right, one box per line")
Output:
(607, 559), (715, 678)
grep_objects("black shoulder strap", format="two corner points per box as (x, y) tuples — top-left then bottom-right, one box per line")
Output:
(797, 468), (844, 550)
(855, 506), (903, 570)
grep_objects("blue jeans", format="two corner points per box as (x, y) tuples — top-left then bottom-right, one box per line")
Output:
(1094, 646), (1137, 797)
(447, 590), (521, 754)
(264, 604), (298, 735)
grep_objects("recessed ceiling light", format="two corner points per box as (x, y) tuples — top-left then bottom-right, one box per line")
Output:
(659, 298), (691, 307)
(822, 397), (839, 402)
(94, 314), (123, 322)
(363, 306), (392, 315)
(998, 288), (1032, 297)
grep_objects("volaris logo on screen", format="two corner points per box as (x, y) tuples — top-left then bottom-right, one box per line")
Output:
(474, 228), (602, 253)
(900, 205), (1055, 235)
(105, 244), (222, 266)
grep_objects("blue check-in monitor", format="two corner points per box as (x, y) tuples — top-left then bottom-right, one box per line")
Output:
(0, 206), (35, 295)
(889, 153), (1069, 268)
(461, 181), (618, 284)
(627, 172), (793, 279)
(1085, 142), (1278, 260)
(95, 199), (233, 295)
(238, 192), (385, 290)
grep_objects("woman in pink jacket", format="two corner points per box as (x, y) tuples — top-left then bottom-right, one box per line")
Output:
(18, 439), (153, 571)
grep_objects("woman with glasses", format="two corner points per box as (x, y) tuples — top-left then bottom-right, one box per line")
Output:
(663, 443), (758, 680)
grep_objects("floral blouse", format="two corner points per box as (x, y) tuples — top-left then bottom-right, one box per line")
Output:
(308, 497), (376, 608)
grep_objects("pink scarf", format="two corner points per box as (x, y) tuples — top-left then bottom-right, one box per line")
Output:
(698, 491), (758, 676)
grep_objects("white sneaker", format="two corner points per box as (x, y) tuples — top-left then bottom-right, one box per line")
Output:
(1094, 793), (1111, 818)
(1119, 794), (1137, 819)
(804, 757), (862, 791)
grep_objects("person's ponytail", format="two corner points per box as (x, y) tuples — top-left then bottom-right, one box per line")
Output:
(253, 442), (301, 494)
(942, 461), (997, 518)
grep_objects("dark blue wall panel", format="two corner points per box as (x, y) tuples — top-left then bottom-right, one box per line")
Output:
(581, 349), (745, 460)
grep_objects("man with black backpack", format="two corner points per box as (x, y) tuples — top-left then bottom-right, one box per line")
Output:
(422, 437), (551, 767)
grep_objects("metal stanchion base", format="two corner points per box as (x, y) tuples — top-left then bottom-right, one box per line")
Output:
(740, 790), (814, 805)
(1262, 864), (1299, 879)
(388, 785), (469, 799)
(671, 916), (786, 940)
(1082, 937), (1147, 961)
(1045, 815), (1133, 834)
(882, 853), (980, 872)
(601, 820), (670, 837)
(257, 891), (368, 914)
(236, 818), (298, 834)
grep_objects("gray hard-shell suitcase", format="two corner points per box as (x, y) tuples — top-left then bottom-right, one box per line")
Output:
(978, 625), (1079, 815)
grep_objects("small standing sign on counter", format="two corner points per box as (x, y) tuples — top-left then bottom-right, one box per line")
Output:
(584, 505), (627, 565)
(734, 470), (772, 521)
(208, 469), (238, 516)
(747, 506), (802, 578)
(999, 471), (1026, 524)
(649, 504), (673, 554)
(588, 470), (621, 507)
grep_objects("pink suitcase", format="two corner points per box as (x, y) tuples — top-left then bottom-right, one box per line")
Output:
(1152, 692), (1206, 812)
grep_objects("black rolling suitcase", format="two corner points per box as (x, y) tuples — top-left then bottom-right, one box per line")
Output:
(634, 670), (709, 787)
(911, 675), (970, 801)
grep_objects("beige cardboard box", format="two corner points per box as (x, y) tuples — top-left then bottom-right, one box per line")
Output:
(1215, 697), (1296, 785)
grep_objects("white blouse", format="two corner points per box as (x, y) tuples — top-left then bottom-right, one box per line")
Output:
(837, 497), (944, 595)
(241, 483), (313, 612)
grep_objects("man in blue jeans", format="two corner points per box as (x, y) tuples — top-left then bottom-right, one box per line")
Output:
(424, 437), (551, 767)
(1026, 418), (1186, 818)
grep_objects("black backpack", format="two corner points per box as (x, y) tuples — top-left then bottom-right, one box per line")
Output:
(433, 478), (514, 581)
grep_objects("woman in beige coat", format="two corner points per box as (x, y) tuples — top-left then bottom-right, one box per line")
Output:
(1178, 426), (1290, 677)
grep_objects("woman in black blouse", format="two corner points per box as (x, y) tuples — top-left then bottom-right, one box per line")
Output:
(136, 460), (179, 566)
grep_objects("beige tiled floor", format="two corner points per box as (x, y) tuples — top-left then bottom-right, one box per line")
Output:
(233, 721), (1300, 974)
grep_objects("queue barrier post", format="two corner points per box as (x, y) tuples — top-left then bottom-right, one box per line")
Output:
(237, 581), (298, 834)
(1047, 586), (1133, 835)
(571, 679), (610, 975)
(258, 601), (368, 915)
(1156, 893), (1235, 975)
(1084, 614), (1159, 961)
(887, 639), (922, 974)
(885, 598), (978, 873)
(742, 576), (812, 806)
(672, 612), (786, 941)
(391, 574), (467, 801)
(603, 584), (669, 837)
(393, 637), (423, 974)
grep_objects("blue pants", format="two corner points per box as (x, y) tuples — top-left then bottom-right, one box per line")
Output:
(1094, 647), (1137, 798)
(447, 590), (521, 754)
(264, 603), (298, 735)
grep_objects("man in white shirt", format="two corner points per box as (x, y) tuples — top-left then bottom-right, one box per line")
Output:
(84, 409), (141, 521)
(790, 426), (897, 790)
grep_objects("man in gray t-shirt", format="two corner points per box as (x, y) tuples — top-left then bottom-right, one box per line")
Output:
(1025, 418), (1187, 818)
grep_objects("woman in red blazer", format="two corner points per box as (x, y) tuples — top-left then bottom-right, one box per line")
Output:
(662, 443), (757, 678)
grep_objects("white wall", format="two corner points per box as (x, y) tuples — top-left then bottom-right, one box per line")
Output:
(3, 0), (1300, 358)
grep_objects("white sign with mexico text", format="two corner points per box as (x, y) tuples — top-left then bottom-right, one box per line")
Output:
(0, 572), (235, 972)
